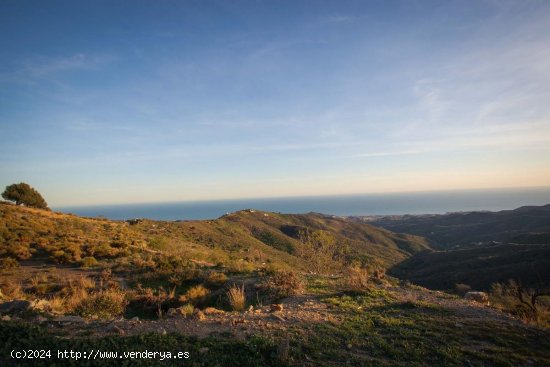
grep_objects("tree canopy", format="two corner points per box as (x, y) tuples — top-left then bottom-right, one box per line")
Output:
(1, 182), (49, 209)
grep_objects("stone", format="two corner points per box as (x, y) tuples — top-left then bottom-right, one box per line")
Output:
(0, 300), (31, 314)
(270, 304), (283, 312)
(193, 310), (206, 321)
(1, 315), (11, 321)
(107, 324), (125, 335)
(31, 299), (52, 313)
(167, 308), (178, 317)
(203, 307), (224, 315)
(271, 313), (285, 322)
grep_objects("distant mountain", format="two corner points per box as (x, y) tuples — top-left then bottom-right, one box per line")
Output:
(369, 204), (550, 290)
(368, 204), (550, 249)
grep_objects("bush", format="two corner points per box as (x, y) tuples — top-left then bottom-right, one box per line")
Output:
(490, 280), (550, 327)
(205, 271), (228, 286)
(75, 289), (127, 319)
(179, 303), (195, 316)
(344, 266), (370, 292)
(0, 257), (19, 270)
(227, 284), (246, 311)
(260, 271), (304, 299)
(455, 283), (471, 296)
(179, 285), (210, 304)
(81, 256), (99, 268)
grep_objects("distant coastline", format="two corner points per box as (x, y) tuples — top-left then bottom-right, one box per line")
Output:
(54, 187), (550, 221)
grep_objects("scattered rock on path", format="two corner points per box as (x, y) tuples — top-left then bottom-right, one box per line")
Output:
(204, 307), (224, 315)
(193, 310), (206, 321)
(271, 313), (285, 322)
(270, 304), (283, 312)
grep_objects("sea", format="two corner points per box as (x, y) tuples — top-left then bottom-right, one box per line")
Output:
(54, 187), (550, 221)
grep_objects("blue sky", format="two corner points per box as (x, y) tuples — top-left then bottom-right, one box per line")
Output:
(1, 0), (550, 206)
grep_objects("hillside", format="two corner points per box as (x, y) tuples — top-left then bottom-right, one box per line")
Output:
(390, 242), (550, 290)
(0, 202), (430, 272)
(368, 204), (550, 249)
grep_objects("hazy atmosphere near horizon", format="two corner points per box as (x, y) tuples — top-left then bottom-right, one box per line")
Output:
(1, 0), (550, 207)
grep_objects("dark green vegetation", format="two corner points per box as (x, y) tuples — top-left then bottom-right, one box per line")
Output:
(391, 242), (550, 290)
(287, 287), (550, 367)
(0, 321), (283, 367)
(370, 204), (550, 249)
(2, 183), (49, 210)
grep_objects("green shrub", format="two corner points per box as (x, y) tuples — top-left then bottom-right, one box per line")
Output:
(179, 303), (195, 316)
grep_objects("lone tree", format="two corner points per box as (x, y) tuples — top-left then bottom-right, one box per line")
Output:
(2, 182), (49, 209)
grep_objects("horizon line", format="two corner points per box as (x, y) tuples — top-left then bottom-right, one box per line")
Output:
(52, 185), (550, 209)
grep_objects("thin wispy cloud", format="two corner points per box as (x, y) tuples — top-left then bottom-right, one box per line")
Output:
(1, 0), (549, 205)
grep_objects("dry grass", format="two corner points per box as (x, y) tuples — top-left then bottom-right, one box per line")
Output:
(0, 281), (26, 299)
(179, 285), (210, 304)
(343, 266), (370, 292)
(0, 257), (19, 270)
(205, 271), (228, 286)
(227, 284), (246, 311)
(74, 289), (127, 319)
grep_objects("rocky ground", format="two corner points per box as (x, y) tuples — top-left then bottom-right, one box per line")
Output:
(1, 284), (527, 340)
